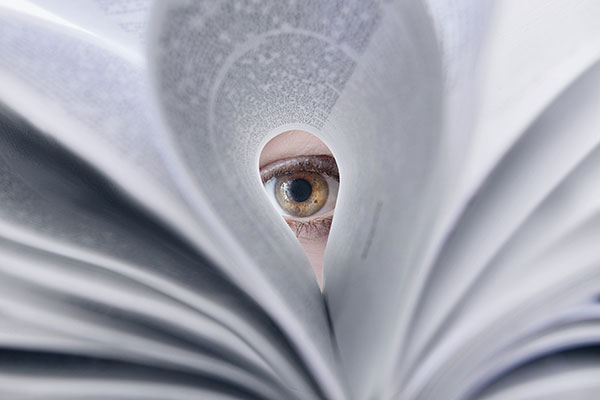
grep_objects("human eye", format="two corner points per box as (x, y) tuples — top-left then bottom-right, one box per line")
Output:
(260, 155), (339, 239)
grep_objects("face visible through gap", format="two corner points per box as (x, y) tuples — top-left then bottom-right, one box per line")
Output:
(259, 131), (338, 288)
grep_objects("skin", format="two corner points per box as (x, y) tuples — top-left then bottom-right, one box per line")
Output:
(259, 130), (333, 287)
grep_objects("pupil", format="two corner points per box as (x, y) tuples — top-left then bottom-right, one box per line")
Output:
(288, 178), (312, 202)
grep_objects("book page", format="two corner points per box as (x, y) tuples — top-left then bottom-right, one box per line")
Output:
(0, 8), (256, 282)
(459, 0), (600, 201)
(150, 2), (390, 396)
(4, 0), (599, 398)
(405, 57), (600, 368)
(320, 6), (445, 398)
(147, 0), (473, 398)
(424, 0), (493, 177)
(26, 0), (151, 53)
(461, 303), (600, 400)
(402, 207), (600, 399)
(477, 352), (600, 400)
(0, 277), (288, 400)
(398, 58), (600, 399)
(0, 106), (319, 398)
(0, 375), (245, 400)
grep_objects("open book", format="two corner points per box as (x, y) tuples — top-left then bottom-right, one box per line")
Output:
(1, 0), (600, 399)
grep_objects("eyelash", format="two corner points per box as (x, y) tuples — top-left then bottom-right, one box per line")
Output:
(260, 155), (339, 239)
(260, 155), (339, 183)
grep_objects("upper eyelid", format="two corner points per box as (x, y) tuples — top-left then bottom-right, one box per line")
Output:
(259, 155), (339, 183)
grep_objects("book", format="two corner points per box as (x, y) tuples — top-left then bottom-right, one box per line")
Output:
(0, 0), (599, 399)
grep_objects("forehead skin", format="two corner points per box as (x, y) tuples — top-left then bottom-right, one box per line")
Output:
(259, 130), (331, 167)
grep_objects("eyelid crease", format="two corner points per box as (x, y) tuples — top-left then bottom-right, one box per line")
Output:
(260, 155), (339, 183)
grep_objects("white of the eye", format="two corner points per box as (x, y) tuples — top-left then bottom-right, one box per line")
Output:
(262, 175), (339, 218)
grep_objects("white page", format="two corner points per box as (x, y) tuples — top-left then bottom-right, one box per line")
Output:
(319, 5), (444, 398)
(0, 376), (243, 400)
(0, 237), (321, 397)
(0, 237), (277, 380)
(0, 14), (318, 387)
(0, 315), (108, 355)
(375, 2), (600, 394)
(0, 9), (183, 223)
(402, 10), (600, 374)
(0, 108), (318, 396)
(0, 278), (291, 400)
(320, 1), (498, 396)
(458, 304), (600, 400)
(148, 2), (424, 397)
(403, 57), (600, 379)
(403, 212), (600, 399)
(374, 1), (495, 395)
(459, 0), (600, 202)
(148, 1), (490, 397)
(431, 138), (600, 365)
(423, 0), (493, 171)
(26, 0), (151, 53)
(477, 357), (600, 400)
(6, 1), (599, 398)
(0, 0), (140, 63)
(0, 12), (339, 388)
(0, 8), (261, 280)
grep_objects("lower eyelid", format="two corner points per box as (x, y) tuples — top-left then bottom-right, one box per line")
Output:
(285, 216), (333, 240)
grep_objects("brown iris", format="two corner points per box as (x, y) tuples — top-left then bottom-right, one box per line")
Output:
(274, 171), (329, 217)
